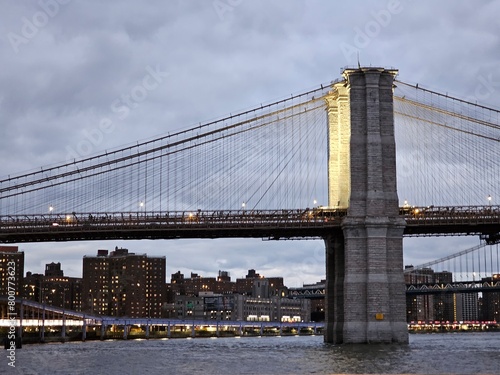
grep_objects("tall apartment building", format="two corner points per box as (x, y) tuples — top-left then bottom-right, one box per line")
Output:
(404, 267), (435, 322)
(24, 262), (82, 311)
(0, 246), (24, 297)
(433, 271), (454, 322)
(82, 247), (166, 318)
(479, 274), (500, 321)
(456, 293), (479, 321)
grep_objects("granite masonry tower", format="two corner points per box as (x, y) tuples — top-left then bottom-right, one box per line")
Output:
(323, 67), (408, 344)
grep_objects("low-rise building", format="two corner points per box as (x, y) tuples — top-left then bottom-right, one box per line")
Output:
(234, 295), (310, 322)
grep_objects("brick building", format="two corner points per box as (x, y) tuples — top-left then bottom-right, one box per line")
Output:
(0, 245), (24, 297)
(82, 247), (166, 318)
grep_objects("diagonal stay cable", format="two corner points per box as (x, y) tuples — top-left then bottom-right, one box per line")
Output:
(0, 99), (326, 194)
(0, 84), (334, 185)
(395, 111), (500, 143)
(0, 105), (324, 200)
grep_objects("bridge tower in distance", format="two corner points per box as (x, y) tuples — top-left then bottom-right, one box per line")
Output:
(324, 67), (408, 344)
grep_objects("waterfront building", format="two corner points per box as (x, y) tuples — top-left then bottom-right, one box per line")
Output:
(175, 294), (207, 320)
(234, 295), (310, 322)
(0, 245), (24, 297)
(235, 269), (260, 295)
(235, 269), (285, 297)
(456, 293), (479, 321)
(45, 262), (64, 277)
(82, 247), (166, 318)
(433, 271), (454, 322)
(175, 292), (235, 321)
(24, 263), (83, 311)
(172, 287), (310, 322)
(479, 274), (500, 321)
(404, 266), (435, 322)
(170, 270), (237, 296)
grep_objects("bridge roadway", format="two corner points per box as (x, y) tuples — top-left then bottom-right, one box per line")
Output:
(0, 205), (498, 243)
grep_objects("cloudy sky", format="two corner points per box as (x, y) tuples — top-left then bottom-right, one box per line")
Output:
(1, 0), (499, 286)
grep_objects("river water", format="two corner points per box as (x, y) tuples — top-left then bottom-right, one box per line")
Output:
(2, 333), (499, 374)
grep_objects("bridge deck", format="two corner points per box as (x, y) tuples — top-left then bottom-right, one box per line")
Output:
(0, 206), (498, 243)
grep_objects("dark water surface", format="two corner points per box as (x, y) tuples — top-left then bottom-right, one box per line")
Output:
(2, 333), (499, 374)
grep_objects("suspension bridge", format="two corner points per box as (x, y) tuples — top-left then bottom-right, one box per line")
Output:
(1, 67), (499, 344)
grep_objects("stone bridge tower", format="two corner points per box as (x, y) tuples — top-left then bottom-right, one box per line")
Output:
(323, 67), (408, 344)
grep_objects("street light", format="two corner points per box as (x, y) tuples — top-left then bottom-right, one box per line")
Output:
(488, 195), (492, 206)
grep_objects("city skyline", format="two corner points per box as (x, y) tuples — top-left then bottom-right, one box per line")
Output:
(4, 244), (498, 323)
(20, 243), (322, 286)
(1, 1), (498, 286)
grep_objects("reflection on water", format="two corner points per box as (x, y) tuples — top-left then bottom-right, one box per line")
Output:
(2, 332), (500, 374)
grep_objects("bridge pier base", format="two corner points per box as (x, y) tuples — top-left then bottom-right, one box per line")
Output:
(324, 222), (407, 344)
(324, 233), (344, 344)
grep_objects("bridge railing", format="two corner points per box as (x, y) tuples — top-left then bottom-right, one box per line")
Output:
(0, 208), (348, 230)
(401, 205), (500, 224)
(0, 206), (498, 240)
(2, 205), (498, 226)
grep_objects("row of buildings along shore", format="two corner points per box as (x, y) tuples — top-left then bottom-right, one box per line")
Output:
(0, 245), (315, 322)
(1, 245), (499, 323)
(404, 265), (500, 323)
